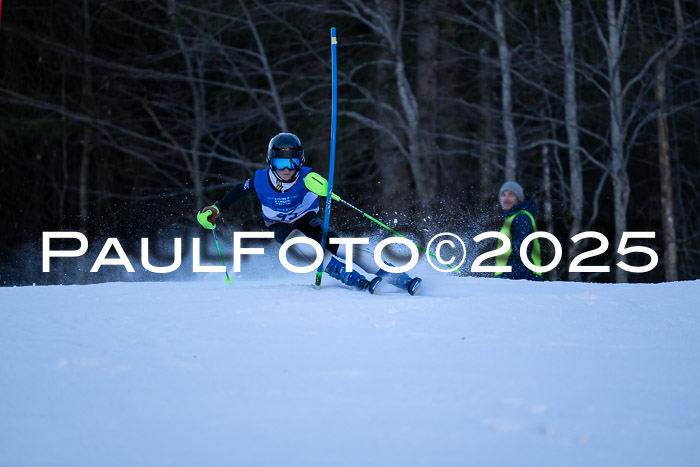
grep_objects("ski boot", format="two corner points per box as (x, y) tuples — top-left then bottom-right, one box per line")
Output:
(377, 262), (422, 296)
(324, 257), (382, 294)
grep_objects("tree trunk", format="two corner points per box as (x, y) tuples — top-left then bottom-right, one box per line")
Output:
(654, 63), (677, 281)
(79, 0), (92, 230)
(59, 62), (69, 229)
(652, 0), (683, 282)
(435, 0), (465, 196)
(606, 0), (630, 283)
(383, 0), (436, 210)
(239, 0), (287, 132)
(542, 146), (554, 235)
(170, 0), (208, 209)
(560, 0), (584, 281)
(494, 0), (518, 181)
(374, 46), (411, 213)
(542, 144), (557, 280)
(190, 54), (206, 210)
(478, 46), (496, 203)
(416, 0), (441, 207)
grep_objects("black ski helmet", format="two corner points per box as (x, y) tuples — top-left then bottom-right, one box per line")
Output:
(266, 133), (305, 171)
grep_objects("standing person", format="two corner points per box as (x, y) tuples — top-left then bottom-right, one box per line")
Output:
(197, 132), (422, 295)
(495, 181), (543, 281)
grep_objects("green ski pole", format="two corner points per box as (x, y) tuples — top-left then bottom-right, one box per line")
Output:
(304, 172), (462, 274)
(212, 228), (233, 284)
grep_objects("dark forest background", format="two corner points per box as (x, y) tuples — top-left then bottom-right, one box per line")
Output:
(1, 0), (699, 285)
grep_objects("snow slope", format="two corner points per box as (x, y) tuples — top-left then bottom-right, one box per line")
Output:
(1, 271), (700, 466)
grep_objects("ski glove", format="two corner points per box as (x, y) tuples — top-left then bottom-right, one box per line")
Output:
(197, 205), (220, 229)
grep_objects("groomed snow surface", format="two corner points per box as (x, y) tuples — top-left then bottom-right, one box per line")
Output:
(2, 266), (700, 466)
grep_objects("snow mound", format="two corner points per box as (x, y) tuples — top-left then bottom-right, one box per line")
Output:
(1, 276), (700, 466)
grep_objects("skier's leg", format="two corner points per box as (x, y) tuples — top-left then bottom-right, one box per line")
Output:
(335, 242), (421, 295)
(334, 243), (380, 274)
(291, 214), (381, 291)
(284, 213), (376, 275)
(279, 228), (326, 265)
(375, 263), (422, 295)
(279, 228), (379, 293)
(287, 213), (417, 293)
(291, 212), (340, 255)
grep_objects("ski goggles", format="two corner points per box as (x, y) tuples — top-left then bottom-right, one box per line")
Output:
(271, 157), (301, 170)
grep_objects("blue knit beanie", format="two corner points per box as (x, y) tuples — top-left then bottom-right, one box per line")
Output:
(499, 181), (524, 203)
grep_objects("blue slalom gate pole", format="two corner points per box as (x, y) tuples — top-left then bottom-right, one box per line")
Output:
(315, 27), (338, 288)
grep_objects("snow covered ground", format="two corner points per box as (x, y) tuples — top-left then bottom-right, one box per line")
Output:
(2, 268), (700, 466)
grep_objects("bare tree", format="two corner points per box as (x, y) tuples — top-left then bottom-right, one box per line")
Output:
(323, 0), (442, 209)
(560, 0), (584, 281)
(493, 0), (518, 181)
(416, 0), (441, 203)
(238, 0), (289, 133)
(478, 45), (497, 202)
(588, 0), (631, 282)
(585, 0), (699, 281)
(649, 0), (684, 282)
(371, 21), (413, 211)
(79, 0), (93, 228)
